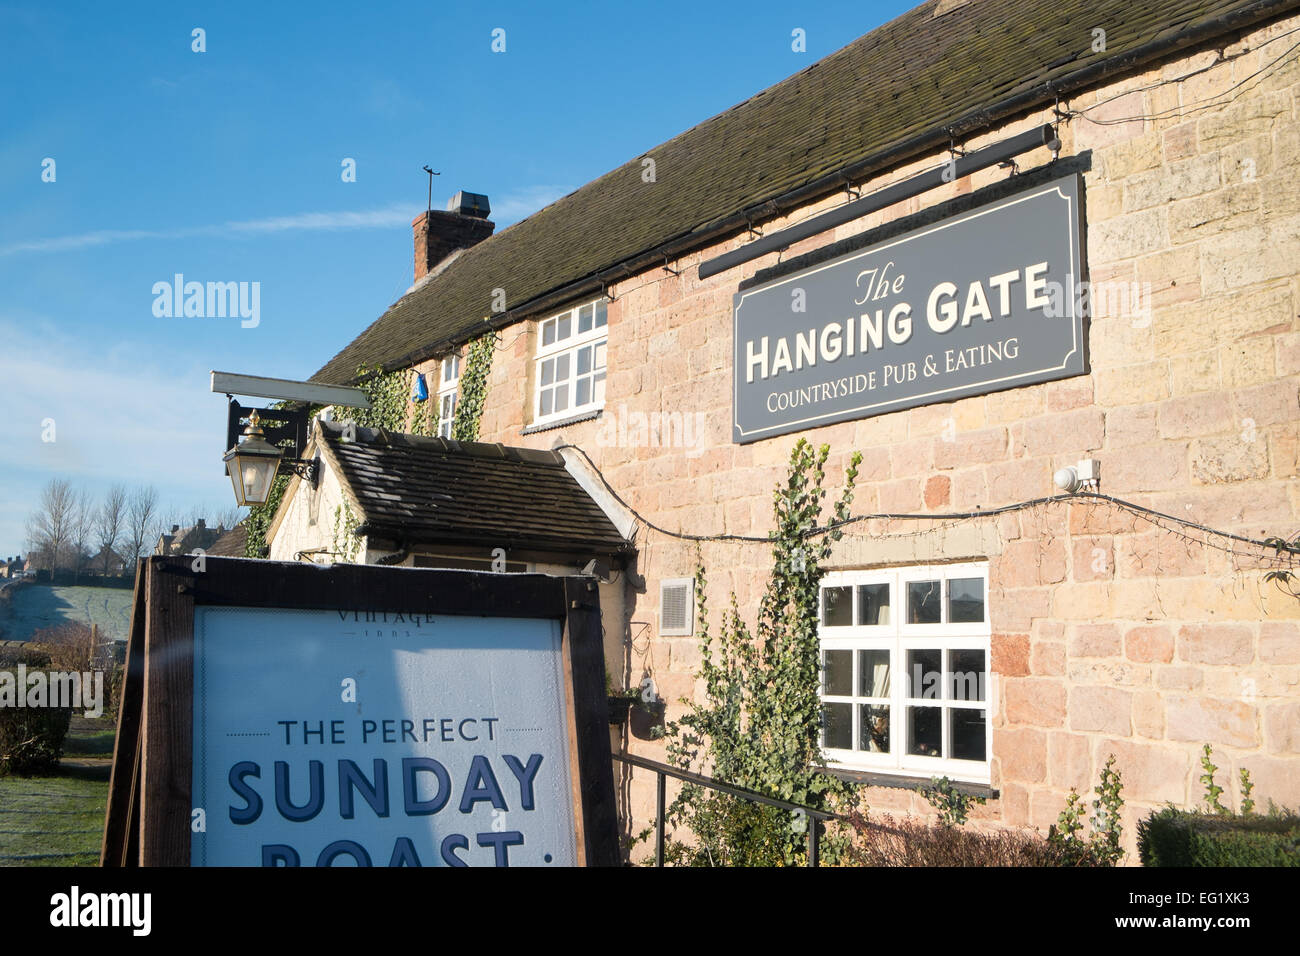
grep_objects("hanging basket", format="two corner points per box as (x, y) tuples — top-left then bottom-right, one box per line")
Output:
(630, 697), (666, 740)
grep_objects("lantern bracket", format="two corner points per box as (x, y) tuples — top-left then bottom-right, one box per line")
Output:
(282, 457), (319, 488)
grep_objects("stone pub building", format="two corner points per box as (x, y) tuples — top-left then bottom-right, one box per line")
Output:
(269, 0), (1300, 855)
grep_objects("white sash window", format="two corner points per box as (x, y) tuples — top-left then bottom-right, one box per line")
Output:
(437, 354), (460, 439)
(534, 298), (607, 425)
(819, 562), (990, 783)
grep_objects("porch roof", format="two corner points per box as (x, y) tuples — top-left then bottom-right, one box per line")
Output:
(316, 421), (634, 560)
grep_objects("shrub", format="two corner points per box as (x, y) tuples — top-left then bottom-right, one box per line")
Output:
(843, 810), (1110, 867)
(1137, 807), (1300, 867)
(0, 644), (50, 669)
(33, 621), (107, 674)
(1046, 753), (1125, 866)
(0, 697), (73, 776)
(922, 776), (986, 828)
(0, 642), (77, 775)
(659, 794), (797, 867)
(28, 621), (121, 719)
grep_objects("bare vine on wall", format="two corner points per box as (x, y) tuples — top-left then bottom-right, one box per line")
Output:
(332, 501), (361, 564)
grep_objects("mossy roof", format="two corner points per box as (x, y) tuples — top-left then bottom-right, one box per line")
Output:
(312, 0), (1291, 385)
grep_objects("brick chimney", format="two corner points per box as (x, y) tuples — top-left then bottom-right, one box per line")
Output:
(413, 191), (494, 283)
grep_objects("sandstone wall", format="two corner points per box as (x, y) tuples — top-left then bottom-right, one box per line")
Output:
(409, 13), (1300, 857)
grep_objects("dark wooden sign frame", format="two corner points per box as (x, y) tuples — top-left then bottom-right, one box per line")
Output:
(102, 555), (619, 867)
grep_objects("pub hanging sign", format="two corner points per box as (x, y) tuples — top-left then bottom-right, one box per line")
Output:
(732, 173), (1088, 443)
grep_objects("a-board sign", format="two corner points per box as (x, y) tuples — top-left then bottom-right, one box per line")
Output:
(102, 556), (619, 867)
(732, 172), (1088, 442)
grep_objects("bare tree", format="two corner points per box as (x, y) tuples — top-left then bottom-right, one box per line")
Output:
(213, 507), (244, 533)
(124, 485), (159, 562)
(95, 484), (128, 573)
(69, 487), (95, 578)
(26, 478), (77, 570)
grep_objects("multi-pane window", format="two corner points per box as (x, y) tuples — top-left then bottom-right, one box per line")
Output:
(438, 354), (459, 439)
(819, 563), (990, 783)
(534, 298), (607, 425)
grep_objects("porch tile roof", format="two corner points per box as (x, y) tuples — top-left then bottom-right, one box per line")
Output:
(316, 421), (633, 559)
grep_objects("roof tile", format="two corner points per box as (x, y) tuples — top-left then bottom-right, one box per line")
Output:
(312, 0), (1290, 384)
(317, 423), (632, 557)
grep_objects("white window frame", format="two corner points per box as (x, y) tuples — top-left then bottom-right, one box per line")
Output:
(532, 297), (607, 426)
(437, 354), (460, 439)
(818, 561), (991, 784)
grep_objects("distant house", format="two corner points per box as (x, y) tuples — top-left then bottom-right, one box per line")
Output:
(154, 519), (225, 557)
(207, 521), (249, 558)
(23, 547), (55, 573)
(89, 545), (129, 575)
(0, 556), (22, 579)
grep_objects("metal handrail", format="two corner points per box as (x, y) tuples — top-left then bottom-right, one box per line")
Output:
(612, 751), (839, 867)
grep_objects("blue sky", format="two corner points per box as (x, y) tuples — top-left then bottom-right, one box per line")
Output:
(0, 0), (914, 556)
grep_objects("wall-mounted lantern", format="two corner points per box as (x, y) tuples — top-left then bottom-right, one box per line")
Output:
(222, 411), (292, 507)
(212, 371), (370, 509)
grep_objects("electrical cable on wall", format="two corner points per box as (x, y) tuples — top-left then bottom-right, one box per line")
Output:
(1070, 26), (1300, 125)
(555, 443), (1300, 566)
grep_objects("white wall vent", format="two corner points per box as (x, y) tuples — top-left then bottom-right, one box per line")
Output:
(660, 578), (694, 636)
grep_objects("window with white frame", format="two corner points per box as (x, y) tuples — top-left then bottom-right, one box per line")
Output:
(534, 298), (607, 425)
(818, 562), (990, 783)
(437, 354), (460, 439)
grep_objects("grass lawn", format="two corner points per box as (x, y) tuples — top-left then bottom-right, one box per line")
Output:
(62, 726), (116, 757)
(0, 718), (113, 867)
(0, 583), (133, 643)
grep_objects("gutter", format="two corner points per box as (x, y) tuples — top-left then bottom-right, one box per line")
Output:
(363, 0), (1296, 379)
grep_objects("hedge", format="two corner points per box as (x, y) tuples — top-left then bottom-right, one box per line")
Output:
(845, 811), (1112, 867)
(0, 705), (73, 776)
(0, 647), (75, 776)
(1138, 807), (1300, 867)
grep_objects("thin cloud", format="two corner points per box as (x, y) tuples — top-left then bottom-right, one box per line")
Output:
(0, 203), (422, 257)
(0, 187), (574, 256)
